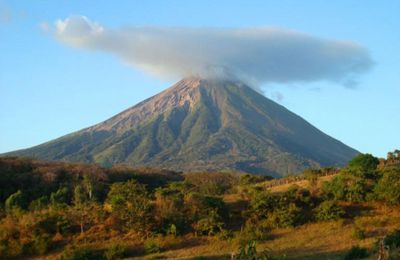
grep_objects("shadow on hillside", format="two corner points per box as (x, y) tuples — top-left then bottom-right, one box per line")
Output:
(225, 199), (248, 231)
(128, 237), (205, 258)
(186, 254), (231, 259)
(166, 237), (204, 251)
(180, 250), (347, 260)
(343, 203), (374, 219)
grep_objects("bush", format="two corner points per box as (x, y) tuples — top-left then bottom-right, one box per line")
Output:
(29, 196), (49, 211)
(30, 234), (51, 255)
(322, 173), (368, 202)
(348, 153), (379, 179)
(234, 240), (274, 260)
(184, 192), (227, 224)
(239, 174), (272, 186)
(268, 203), (303, 228)
(0, 239), (24, 258)
(5, 190), (26, 213)
(314, 200), (345, 221)
(105, 243), (129, 260)
(217, 229), (234, 241)
(106, 180), (152, 233)
(193, 210), (224, 236)
(344, 246), (368, 259)
(351, 227), (366, 240)
(375, 168), (400, 205)
(50, 187), (71, 206)
(154, 187), (186, 234)
(303, 169), (319, 186)
(248, 191), (277, 220)
(384, 229), (400, 248)
(185, 172), (239, 195)
(144, 239), (163, 254)
(240, 219), (271, 242)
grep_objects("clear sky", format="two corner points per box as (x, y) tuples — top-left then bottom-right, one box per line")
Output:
(0, 0), (399, 157)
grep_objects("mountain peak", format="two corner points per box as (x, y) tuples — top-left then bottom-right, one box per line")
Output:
(5, 78), (358, 177)
(88, 77), (249, 133)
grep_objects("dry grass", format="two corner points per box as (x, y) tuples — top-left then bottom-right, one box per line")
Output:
(266, 174), (335, 193)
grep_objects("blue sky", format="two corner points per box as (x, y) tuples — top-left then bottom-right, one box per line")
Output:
(0, 0), (399, 157)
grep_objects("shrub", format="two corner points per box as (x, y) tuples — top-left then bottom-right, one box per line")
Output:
(105, 243), (129, 260)
(185, 172), (239, 195)
(384, 229), (400, 248)
(29, 196), (49, 211)
(344, 246), (368, 259)
(144, 239), (163, 254)
(375, 168), (400, 205)
(30, 234), (51, 255)
(351, 227), (366, 240)
(50, 187), (71, 206)
(106, 180), (152, 233)
(217, 229), (234, 241)
(240, 219), (271, 242)
(322, 173), (368, 202)
(5, 190), (26, 213)
(0, 239), (24, 258)
(248, 191), (278, 219)
(348, 153), (379, 179)
(268, 203), (303, 228)
(193, 210), (224, 236)
(303, 169), (319, 186)
(234, 240), (274, 260)
(314, 200), (345, 221)
(184, 192), (227, 224)
(154, 187), (186, 234)
(239, 174), (272, 186)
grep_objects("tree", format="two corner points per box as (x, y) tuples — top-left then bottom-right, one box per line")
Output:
(71, 185), (94, 235)
(50, 187), (70, 207)
(322, 171), (369, 202)
(248, 190), (277, 220)
(348, 153), (379, 179)
(193, 209), (224, 236)
(106, 180), (152, 233)
(314, 200), (345, 221)
(184, 193), (226, 220)
(375, 167), (400, 205)
(5, 190), (25, 214)
(267, 203), (303, 228)
(303, 169), (319, 187)
(154, 187), (185, 234)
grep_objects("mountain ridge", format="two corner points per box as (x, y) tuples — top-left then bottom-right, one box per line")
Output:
(3, 78), (358, 177)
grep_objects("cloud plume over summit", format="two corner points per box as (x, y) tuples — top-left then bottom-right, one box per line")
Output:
(53, 16), (373, 86)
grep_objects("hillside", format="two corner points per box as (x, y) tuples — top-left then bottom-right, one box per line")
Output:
(0, 151), (400, 259)
(4, 78), (358, 177)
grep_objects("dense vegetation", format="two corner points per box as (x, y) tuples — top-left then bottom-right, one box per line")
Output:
(0, 150), (399, 259)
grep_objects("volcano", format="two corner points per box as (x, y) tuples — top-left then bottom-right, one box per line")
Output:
(5, 78), (358, 177)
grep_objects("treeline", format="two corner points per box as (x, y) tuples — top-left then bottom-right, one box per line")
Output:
(0, 150), (399, 259)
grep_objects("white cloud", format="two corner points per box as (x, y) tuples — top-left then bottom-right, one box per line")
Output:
(52, 15), (373, 87)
